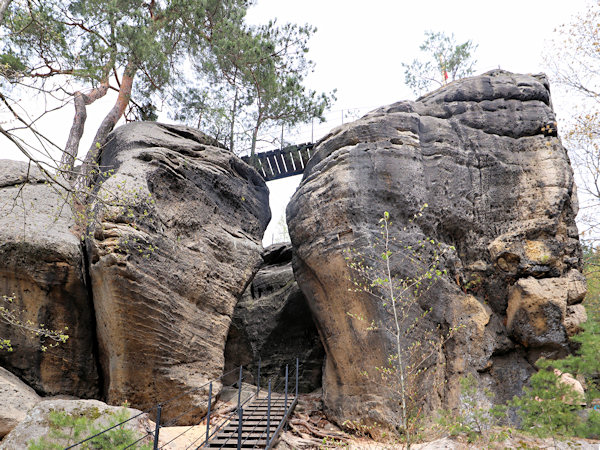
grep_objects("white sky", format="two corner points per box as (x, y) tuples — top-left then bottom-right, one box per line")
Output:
(250, 0), (589, 245)
(1, 0), (590, 246)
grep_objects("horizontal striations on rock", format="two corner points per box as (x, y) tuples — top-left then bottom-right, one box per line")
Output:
(0, 160), (99, 398)
(224, 243), (324, 392)
(286, 70), (584, 431)
(86, 122), (270, 423)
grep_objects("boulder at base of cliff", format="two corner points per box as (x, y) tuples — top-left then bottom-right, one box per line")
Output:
(0, 367), (41, 438)
(0, 399), (152, 449)
(286, 70), (584, 431)
(0, 159), (99, 398)
(224, 243), (324, 391)
(86, 122), (270, 423)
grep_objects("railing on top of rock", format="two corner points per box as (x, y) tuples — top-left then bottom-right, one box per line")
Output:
(63, 359), (300, 450)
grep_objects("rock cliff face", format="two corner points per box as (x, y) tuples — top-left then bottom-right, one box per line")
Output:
(0, 160), (99, 398)
(224, 243), (324, 392)
(286, 71), (585, 430)
(86, 122), (270, 422)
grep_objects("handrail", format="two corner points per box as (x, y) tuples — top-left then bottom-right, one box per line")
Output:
(265, 396), (298, 450)
(207, 371), (288, 449)
(64, 366), (242, 449)
(63, 358), (302, 450)
(253, 358), (300, 449)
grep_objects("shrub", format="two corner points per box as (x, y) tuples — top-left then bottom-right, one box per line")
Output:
(28, 407), (151, 449)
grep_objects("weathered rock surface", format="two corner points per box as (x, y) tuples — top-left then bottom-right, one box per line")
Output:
(224, 243), (324, 392)
(0, 367), (41, 438)
(0, 160), (99, 398)
(0, 399), (152, 449)
(507, 271), (586, 347)
(286, 71), (584, 430)
(87, 122), (270, 422)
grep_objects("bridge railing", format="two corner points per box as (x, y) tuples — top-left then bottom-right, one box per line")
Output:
(237, 106), (376, 159)
(63, 358), (301, 450)
(241, 143), (314, 181)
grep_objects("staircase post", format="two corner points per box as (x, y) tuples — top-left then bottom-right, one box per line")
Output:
(266, 380), (271, 446)
(257, 357), (261, 395)
(237, 406), (243, 450)
(295, 358), (299, 398)
(153, 404), (162, 450)
(284, 364), (289, 410)
(237, 365), (243, 410)
(205, 382), (212, 445)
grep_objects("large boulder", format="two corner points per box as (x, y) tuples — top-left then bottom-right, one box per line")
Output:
(0, 160), (99, 397)
(224, 243), (324, 392)
(0, 399), (152, 449)
(86, 122), (270, 423)
(286, 71), (584, 430)
(0, 367), (41, 437)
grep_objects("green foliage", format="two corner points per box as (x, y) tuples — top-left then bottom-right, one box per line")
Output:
(345, 208), (459, 448)
(504, 248), (600, 441)
(576, 409), (600, 439)
(28, 407), (151, 449)
(509, 366), (582, 438)
(319, 436), (349, 448)
(582, 245), (600, 320)
(0, 50), (25, 78)
(510, 364), (600, 440)
(174, 17), (335, 155)
(549, 317), (600, 404)
(402, 31), (477, 96)
(0, 0), (253, 166)
(539, 245), (600, 410)
(1, 294), (69, 352)
(436, 374), (509, 444)
(2, 0), (247, 88)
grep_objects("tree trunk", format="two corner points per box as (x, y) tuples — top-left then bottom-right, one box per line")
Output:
(250, 105), (263, 159)
(78, 62), (136, 188)
(229, 86), (238, 153)
(250, 123), (259, 159)
(88, 62), (136, 153)
(228, 69), (239, 153)
(61, 83), (110, 181)
(0, 0), (12, 24)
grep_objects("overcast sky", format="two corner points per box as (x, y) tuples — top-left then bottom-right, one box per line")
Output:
(1, 0), (590, 245)
(251, 0), (588, 245)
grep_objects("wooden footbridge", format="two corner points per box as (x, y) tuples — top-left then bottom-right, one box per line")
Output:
(65, 360), (300, 450)
(241, 143), (314, 181)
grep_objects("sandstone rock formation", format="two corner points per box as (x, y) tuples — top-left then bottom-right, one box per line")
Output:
(86, 122), (270, 422)
(0, 399), (152, 449)
(286, 70), (585, 430)
(0, 160), (99, 398)
(0, 367), (41, 438)
(224, 243), (324, 392)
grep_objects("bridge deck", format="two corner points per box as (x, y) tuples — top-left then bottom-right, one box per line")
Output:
(241, 143), (314, 181)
